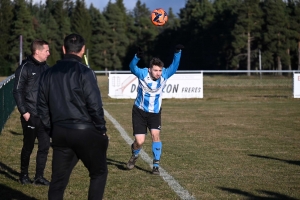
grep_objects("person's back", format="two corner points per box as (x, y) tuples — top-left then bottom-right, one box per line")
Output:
(40, 55), (104, 129)
(38, 33), (108, 200)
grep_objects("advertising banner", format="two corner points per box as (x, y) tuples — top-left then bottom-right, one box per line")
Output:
(108, 73), (203, 99)
(294, 73), (300, 98)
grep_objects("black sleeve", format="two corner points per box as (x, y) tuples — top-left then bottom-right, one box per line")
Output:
(37, 71), (51, 130)
(82, 69), (107, 133)
(13, 64), (28, 115)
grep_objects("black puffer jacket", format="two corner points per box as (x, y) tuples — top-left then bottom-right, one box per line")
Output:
(37, 54), (107, 134)
(13, 55), (49, 116)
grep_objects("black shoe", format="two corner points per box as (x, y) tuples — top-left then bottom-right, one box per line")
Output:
(152, 167), (160, 175)
(19, 174), (31, 185)
(33, 176), (50, 186)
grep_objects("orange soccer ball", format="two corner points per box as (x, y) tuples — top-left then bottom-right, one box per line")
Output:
(150, 8), (168, 26)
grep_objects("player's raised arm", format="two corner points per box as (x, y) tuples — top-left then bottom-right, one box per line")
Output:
(163, 44), (185, 79)
(129, 47), (147, 78)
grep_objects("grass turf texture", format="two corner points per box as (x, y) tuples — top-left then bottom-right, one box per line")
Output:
(0, 75), (299, 199)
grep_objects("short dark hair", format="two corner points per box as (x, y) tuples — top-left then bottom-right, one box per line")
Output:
(64, 33), (85, 54)
(149, 57), (164, 68)
(30, 39), (49, 54)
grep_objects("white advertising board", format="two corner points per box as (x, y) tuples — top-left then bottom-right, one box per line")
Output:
(294, 73), (300, 98)
(108, 73), (203, 99)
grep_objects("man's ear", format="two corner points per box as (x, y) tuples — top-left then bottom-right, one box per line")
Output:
(62, 46), (66, 54)
(81, 45), (86, 55)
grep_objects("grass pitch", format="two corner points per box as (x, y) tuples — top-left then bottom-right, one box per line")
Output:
(0, 74), (299, 200)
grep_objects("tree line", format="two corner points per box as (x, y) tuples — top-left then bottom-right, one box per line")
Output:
(0, 0), (299, 76)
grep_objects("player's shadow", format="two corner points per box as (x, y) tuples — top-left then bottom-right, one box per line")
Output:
(106, 158), (152, 174)
(217, 187), (298, 200)
(0, 162), (20, 182)
(248, 154), (300, 167)
(9, 130), (22, 135)
(0, 183), (38, 200)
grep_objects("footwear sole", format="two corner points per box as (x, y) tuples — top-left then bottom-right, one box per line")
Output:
(126, 165), (134, 170)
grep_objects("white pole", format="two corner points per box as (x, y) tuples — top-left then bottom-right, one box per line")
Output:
(19, 35), (23, 65)
(259, 49), (262, 79)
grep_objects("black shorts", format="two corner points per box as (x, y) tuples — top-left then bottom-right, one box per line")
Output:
(132, 105), (161, 135)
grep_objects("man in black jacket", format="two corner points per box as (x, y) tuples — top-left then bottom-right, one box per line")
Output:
(13, 39), (51, 185)
(38, 33), (108, 200)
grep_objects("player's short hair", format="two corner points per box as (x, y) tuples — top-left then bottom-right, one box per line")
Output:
(64, 33), (85, 54)
(149, 57), (164, 68)
(30, 39), (49, 54)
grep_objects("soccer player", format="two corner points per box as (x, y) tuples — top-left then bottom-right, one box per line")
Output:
(126, 44), (184, 175)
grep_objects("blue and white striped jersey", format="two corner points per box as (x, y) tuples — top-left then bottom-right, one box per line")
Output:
(129, 51), (181, 113)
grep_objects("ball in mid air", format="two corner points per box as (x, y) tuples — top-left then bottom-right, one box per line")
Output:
(150, 8), (168, 26)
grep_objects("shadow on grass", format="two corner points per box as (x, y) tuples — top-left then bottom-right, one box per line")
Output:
(248, 154), (300, 167)
(0, 162), (20, 182)
(0, 183), (37, 200)
(9, 130), (22, 135)
(106, 158), (152, 174)
(217, 187), (298, 200)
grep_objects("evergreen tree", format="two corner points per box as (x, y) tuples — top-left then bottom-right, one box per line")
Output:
(103, 2), (129, 70)
(89, 5), (110, 70)
(9, 0), (36, 71)
(287, 0), (300, 70)
(53, 0), (71, 39)
(0, 0), (13, 75)
(212, 0), (239, 70)
(262, 0), (289, 75)
(164, 8), (180, 30)
(231, 0), (263, 75)
(178, 0), (215, 70)
(295, 0), (300, 70)
(71, 0), (92, 51)
(46, 14), (61, 66)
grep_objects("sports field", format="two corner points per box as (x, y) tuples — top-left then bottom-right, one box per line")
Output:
(0, 75), (299, 199)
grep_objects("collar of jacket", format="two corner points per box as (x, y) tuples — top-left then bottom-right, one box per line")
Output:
(63, 54), (82, 62)
(27, 55), (46, 66)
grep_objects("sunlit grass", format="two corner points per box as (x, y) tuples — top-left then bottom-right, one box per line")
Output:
(0, 75), (299, 199)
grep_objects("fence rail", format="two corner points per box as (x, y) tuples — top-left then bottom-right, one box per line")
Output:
(0, 74), (16, 134)
(1, 70), (299, 133)
(94, 70), (300, 75)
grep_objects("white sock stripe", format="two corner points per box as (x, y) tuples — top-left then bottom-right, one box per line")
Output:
(104, 109), (195, 200)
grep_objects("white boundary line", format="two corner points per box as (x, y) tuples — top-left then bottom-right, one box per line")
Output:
(104, 109), (195, 200)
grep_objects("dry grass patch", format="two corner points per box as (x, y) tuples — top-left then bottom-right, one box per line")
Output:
(0, 74), (299, 200)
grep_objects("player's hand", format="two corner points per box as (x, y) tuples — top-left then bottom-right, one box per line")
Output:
(175, 44), (184, 53)
(136, 47), (144, 58)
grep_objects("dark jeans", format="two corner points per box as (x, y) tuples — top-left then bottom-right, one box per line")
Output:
(20, 115), (50, 177)
(48, 125), (109, 200)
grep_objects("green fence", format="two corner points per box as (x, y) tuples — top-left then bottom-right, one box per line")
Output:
(0, 74), (16, 134)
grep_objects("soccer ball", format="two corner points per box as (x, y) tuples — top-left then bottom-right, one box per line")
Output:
(150, 8), (168, 26)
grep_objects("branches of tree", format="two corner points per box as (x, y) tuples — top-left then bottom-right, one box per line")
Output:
(0, 0), (300, 76)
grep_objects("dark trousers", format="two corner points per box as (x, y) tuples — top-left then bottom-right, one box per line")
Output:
(48, 125), (109, 200)
(20, 115), (50, 177)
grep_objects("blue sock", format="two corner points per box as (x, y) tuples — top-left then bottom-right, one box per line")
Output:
(152, 141), (162, 167)
(133, 148), (141, 157)
(132, 144), (141, 157)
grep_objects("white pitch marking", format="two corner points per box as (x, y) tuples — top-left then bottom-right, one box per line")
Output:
(104, 109), (195, 200)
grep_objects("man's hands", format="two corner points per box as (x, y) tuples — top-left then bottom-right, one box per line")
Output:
(136, 47), (144, 58)
(23, 112), (30, 121)
(175, 44), (184, 53)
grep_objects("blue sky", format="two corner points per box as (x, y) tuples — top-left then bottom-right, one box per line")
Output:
(88, 0), (186, 14)
(33, 0), (186, 15)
